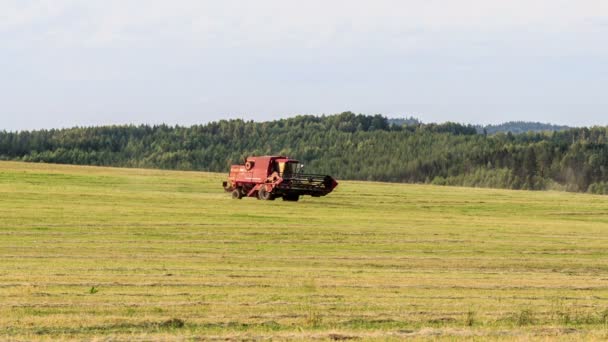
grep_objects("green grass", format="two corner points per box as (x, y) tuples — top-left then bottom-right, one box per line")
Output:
(1, 161), (608, 340)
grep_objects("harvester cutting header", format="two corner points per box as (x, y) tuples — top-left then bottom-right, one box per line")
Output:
(222, 156), (338, 201)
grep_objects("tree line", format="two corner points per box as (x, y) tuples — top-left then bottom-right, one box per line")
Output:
(1, 112), (607, 194)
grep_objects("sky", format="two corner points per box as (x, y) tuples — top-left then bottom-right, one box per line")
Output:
(1, 0), (607, 131)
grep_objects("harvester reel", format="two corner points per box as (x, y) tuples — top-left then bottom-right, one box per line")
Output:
(245, 161), (254, 170)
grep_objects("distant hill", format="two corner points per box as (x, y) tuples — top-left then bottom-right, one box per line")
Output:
(388, 118), (572, 135)
(387, 117), (422, 127)
(477, 121), (573, 135)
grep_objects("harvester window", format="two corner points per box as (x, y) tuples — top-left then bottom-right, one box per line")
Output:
(283, 162), (298, 177)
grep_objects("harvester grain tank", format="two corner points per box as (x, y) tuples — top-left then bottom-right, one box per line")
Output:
(222, 156), (338, 201)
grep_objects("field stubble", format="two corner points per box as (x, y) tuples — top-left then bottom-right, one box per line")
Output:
(1, 161), (608, 340)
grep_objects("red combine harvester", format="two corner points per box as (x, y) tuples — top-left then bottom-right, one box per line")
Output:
(222, 156), (338, 201)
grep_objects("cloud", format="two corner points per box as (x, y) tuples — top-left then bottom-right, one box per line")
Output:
(3, 0), (607, 49)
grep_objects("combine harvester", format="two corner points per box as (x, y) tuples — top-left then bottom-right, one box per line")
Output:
(222, 156), (338, 201)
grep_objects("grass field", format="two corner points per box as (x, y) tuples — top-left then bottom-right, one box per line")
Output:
(1, 161), (608, 341)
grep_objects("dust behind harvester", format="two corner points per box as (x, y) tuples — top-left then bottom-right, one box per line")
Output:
(222, 156), (338, 202)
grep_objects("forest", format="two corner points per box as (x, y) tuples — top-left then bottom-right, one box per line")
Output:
(1, 112), (607, 194)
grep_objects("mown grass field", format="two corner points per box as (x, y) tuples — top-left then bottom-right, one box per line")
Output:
(1, 161), (608, 341)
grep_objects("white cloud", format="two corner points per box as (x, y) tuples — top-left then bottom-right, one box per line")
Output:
(2, 0), (607, 49)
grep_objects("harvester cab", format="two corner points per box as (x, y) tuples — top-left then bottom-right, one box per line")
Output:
(222, 156), (338, 201)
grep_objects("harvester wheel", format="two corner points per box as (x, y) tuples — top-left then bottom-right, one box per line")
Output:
(258, 187), (274, 200)
(231, 189), (243, 200)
